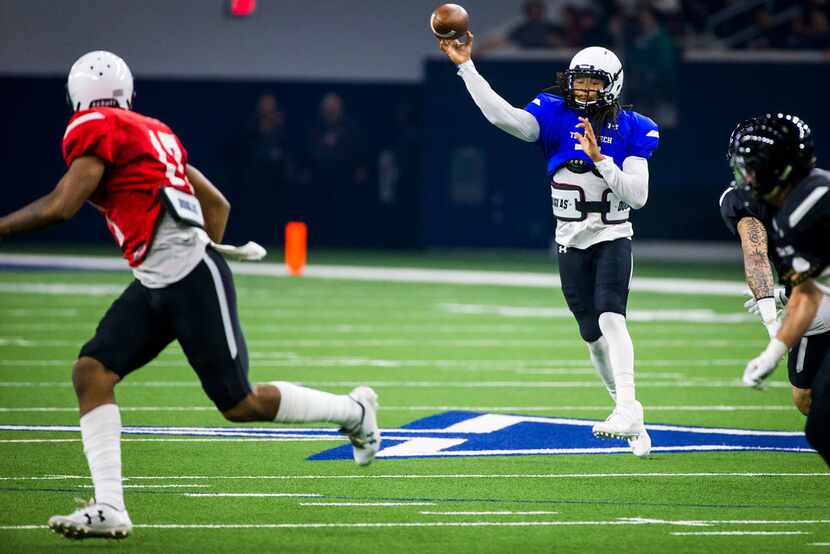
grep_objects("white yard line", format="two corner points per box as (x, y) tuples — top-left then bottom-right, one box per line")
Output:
(420, 511), (560, 515)
(441, 303), (755, 323)
(0, 380), (790, 389)
(670, 531), (809, 536)
(3, 472), (827, 482)
(0, 338), (768, 348)
(95, 484), (210, 489)
(185, 493), (321, 498)
(381, 405), (795, 412)
(0, 283), (124, 296)
(0, 322), (760, 335)
(0, 518), (827, 531)
(0, 254), (748, 296)
(0, 358), (755, 369)
(0, 405), (795, 413)
(0, 438), (341, 444)
(300, 502), (436, 507)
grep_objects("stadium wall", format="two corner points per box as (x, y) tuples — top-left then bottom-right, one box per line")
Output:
(2, 54), (829, 250)
(0, 0), (519, 82)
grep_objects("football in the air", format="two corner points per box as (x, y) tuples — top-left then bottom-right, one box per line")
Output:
(430, 4), (469, 41)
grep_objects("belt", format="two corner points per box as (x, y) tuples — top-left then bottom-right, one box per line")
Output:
(575, 200), (610, 213)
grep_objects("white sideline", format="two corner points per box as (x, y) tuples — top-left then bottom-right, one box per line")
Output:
(0, 253), (748, 296)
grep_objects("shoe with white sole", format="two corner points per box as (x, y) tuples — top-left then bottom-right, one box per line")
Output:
(592, 401), (645, 440)
(344, 386), (380, 466)
(627, 427), (652, 458)
(48, 499), (132, 540)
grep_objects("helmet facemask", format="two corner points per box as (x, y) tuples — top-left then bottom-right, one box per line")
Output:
(727, 114), (816, 204)
(563, 67), (617, 114)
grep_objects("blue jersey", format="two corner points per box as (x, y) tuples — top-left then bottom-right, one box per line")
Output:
(524, 93), (659, 175)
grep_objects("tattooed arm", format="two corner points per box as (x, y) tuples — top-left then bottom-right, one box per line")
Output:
(737, 217), (775, 299)
(736, 217), (778, 332)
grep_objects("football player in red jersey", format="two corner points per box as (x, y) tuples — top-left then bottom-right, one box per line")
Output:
(0, 51), (380, 540)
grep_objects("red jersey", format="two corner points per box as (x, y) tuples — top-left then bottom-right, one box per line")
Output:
(62, 107), (195, 267)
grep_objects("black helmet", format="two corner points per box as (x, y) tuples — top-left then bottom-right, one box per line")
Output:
(727, 113), (816, 201)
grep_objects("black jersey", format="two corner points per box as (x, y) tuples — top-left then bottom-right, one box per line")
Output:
(719, 183), (784, 276)
(770, 168), (830, 287)
(719, 184), (773, 236)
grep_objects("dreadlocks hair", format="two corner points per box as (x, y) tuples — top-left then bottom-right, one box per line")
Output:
(545, 71), (630, 131)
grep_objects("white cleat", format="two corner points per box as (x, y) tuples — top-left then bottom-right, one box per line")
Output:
(344, 386), (381, 466)
(48, 499), (132, 540)
(627, 427), (652, 458)
(592, 401), (645, 440)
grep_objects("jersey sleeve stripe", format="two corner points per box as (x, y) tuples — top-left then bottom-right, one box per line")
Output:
(788, 186), (829, 228)
(63, 112), (106, 139)
(718, 187), (733, 207)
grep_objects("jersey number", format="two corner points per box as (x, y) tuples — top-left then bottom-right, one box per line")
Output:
(148, 130), (190, 191)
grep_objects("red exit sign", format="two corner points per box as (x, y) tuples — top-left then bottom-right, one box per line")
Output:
(229, 0), (256, 16)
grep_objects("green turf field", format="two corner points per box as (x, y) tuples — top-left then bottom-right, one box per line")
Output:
(0, 252), (827, 553)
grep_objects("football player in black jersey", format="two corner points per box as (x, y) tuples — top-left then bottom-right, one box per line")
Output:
(728, 113), (830, 466)
(720, 138), (830, 417)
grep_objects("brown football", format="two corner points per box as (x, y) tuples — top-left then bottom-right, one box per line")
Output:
(430, 4), (469, 41)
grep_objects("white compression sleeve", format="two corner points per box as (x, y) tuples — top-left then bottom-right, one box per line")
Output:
(587, 336), (616, 401)
(598, 312), (636, 406)
(457, 60), (540, 142)
(594, 156), (649, 209)
(80, 404), (125, 511)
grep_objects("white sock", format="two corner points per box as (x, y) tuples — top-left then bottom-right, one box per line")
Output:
(598, 312), (636, 406)
(271, 382), (362, 428)
(586, 336), (616, 401)
(80, 404), (124, 511)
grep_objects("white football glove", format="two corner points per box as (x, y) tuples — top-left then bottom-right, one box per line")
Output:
(742, 338), (787, 389)
(211, 241), (267, 261)
(743, 288), (788, 338)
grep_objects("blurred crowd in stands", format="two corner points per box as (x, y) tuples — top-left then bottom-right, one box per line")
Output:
(479, 0), (828, 127)
(479, 0), (830, 53)
(240, 92), (420, 246)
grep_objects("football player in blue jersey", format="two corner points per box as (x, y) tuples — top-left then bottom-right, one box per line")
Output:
(439, 32), (659, 456)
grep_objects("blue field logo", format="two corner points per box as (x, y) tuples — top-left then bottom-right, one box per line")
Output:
(0, 411), (813, 460)
(309, 411), (814, 461)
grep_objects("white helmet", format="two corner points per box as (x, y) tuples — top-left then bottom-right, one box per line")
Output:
(67, 51), (133, 111)
(564, 46), (623, 112)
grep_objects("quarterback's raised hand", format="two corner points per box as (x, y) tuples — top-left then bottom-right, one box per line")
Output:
(439, 31), (474, 65)
(575, 117), (604, 162)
